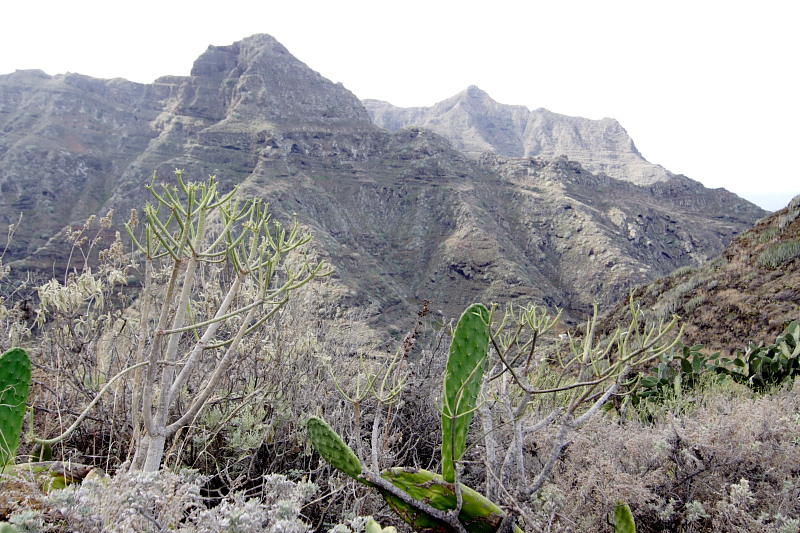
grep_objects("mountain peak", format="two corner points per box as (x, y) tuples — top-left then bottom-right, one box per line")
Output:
(462, 85), (490, 99)
(181, 33), (373, 129)
(190, 34), (288, 77)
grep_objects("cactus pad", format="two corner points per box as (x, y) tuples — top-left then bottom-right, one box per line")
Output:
(365, 518), (398, 533)
(442, 303), (490, 483)
(0, 348), (31, 466)
(306, 415), (363, 481)
(380, 467), (520, 533)
(614, 502), (636, 533)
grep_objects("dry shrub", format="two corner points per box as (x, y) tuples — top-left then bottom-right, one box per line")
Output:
(2, 469), (318, 532)
(521, 378), (800, 532)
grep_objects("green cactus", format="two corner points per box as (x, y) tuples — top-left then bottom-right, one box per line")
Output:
(380, 467), (521, 533)
(614, 502), (636, 533)
(0, 522), (19, 533)
(307, 305), (520, 532)
(0, 348), (31, 466)
(365, 518), (398, 533)
(442, 303), (491, 483)
(306, 415), (364, 481)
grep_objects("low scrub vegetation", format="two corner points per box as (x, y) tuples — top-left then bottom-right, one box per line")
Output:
(1, 175), (799, 532)
(757, 239), (800, 268)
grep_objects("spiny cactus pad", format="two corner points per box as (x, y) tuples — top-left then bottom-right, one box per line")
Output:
(380, 467), (520, 533)
(442, 303), (490, 483)
(306, 415), (363, 481)
(614, 502), (636, 533)
(0, 348), (31, 466)
(365, 518), (398, 533)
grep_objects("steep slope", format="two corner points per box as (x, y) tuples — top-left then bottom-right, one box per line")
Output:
(0, 34), (766, 336)
(364, 85), (672, 185)
(0, 69), (167, 264)
(604, 194), (800, 354)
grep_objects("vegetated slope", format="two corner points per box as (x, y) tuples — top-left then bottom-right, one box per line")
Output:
(0, 34), (766, 336)
(364, 85), (672, 185)
(606, 194), (800, 354)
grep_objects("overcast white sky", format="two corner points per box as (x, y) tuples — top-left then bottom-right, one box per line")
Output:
(2, 1), (797, 210)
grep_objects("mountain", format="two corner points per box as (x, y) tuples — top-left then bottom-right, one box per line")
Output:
(0, 34), (767, 336)
(364, 85), (672, 185)
(604, 195), (800, 354)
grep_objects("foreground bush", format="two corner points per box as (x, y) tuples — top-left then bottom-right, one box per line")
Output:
(1, 469), (317, 533)
(528, 377), (800, 532)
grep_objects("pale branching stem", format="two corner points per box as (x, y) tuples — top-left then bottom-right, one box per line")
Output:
(488, 323), (524, 381)
(524, 417), (571, 499)
(164, 274), (244, 406)
(491, 331), (613, 395)
(523, 369), (628, 499)
(129, 255), (153, 457)
(153, 252), (199, 428)
(512, 396), (528, 493)
(208, 295), (292, 349)
(166, 297), (287, 434)
(522, 407), (561, 436)
(361, 471), (469, 533)
(141, 259), (183, 436)
(353, 400), (363, 461)
(479, 403), (498, 500)
(371, 407), (382, 472)
(160, 278), (255, 335)
(573, 368), (629, 427)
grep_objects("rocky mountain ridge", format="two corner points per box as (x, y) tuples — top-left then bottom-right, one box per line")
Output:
(0, 34), (767, 337)
(364, 85), (672, 185)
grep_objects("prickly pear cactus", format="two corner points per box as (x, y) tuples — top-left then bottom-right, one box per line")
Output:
(380, 467), (521, 533)
(0, 348), (31, 466)
(442, 303), (490, 483)
(365, 518), (398, 533)
(306, 415), (363, 481)
(614, 502), (636, 533)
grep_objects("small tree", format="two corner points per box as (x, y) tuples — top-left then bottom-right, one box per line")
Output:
(125, 171), (330, 471)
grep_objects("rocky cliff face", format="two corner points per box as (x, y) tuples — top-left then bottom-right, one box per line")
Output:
(0, 69), (168, 263)
(364, 85), (672, 185)
(0, 34), (767, 336)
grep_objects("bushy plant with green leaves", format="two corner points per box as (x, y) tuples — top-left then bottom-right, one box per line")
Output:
(713, 321), (800, 390)
(620, 343), (721, 417)
(757, 240), (800, 268)
(619, 321), (800, 429)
